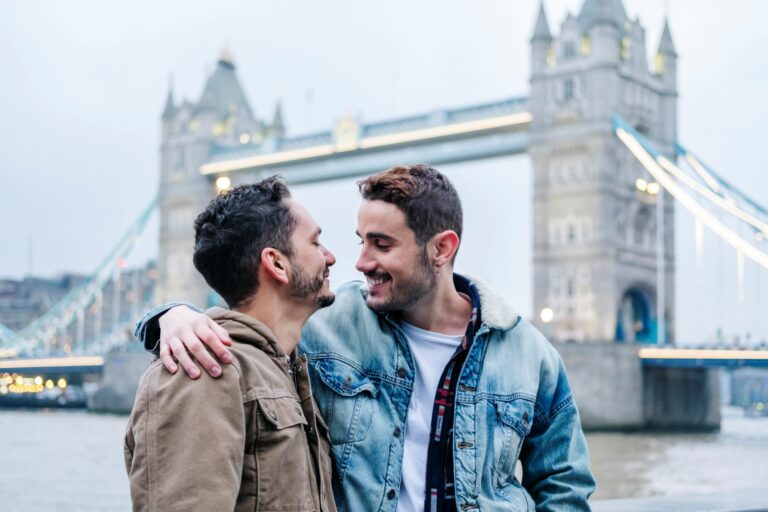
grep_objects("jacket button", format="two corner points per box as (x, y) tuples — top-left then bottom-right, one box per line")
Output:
(387, 489), (396, 499)
(396, 367), (407, 378)
(393, 426), (401, 437)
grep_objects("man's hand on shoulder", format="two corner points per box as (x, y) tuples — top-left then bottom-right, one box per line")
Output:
(159, 305), (234, 379)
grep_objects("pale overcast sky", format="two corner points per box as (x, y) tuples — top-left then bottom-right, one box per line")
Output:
(1, 0), (767, 343)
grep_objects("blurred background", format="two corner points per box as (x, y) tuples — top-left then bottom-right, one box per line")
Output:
(1, 0), (767, 509)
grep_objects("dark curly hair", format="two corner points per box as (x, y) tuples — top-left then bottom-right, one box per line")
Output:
(193, 176), (295, 308)
(357, 164), (463, 257)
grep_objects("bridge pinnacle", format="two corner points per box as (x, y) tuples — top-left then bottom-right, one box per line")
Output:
(532, 1), (552, 41)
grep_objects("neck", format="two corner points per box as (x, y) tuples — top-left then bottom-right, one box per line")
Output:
(236, 290), (314, 356)
(400, 271), (471, 336)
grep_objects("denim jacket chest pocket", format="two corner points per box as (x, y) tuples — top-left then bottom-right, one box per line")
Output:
(314, 359), (380, 445)
(492, 398), (535, 486)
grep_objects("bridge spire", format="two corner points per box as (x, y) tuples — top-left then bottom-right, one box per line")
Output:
(162, 75), (176, 120)
(657, 18), (677, 57)
(532, 1), (552, 41)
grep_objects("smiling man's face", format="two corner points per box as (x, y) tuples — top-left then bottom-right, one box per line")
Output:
(355, 199), (436, 314)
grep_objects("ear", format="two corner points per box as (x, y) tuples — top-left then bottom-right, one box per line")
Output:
(260, 247), (290, 285)
(431, 230), (460, 268)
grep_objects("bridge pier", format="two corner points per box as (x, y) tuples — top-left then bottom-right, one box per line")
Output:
(88, 349), (153, 414)
(554, 342), (721, 431)
(643, 366), (720, 431)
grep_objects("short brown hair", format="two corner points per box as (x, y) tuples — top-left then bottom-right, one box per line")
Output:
(357, 164), (463, 247)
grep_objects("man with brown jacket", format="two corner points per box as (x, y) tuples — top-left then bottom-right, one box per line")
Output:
(124, 177), (337, 512)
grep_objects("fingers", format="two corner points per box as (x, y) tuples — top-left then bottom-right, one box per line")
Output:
(206, 318), (234, 362)
(187, 327), (223, 378)
(209, 320), (234, 348)
(168, 335), (202, 379)
(159, 340), (178, 374)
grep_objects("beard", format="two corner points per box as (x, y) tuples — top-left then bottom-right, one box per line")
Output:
(289, 261), (335, 308)
(365, 248), (436, 313)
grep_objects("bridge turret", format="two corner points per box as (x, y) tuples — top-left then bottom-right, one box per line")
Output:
(269, 100), (285, 139)
(655, 18), (678, 150)
(530, 1), (553, 78)
(656, 19), (678, 91)
(578, 0), (627, 66)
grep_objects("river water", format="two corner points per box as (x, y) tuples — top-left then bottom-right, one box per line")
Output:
(0, 407), (766, 510)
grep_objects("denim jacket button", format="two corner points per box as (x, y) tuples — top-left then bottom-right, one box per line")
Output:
(396, 367), (407, 378)
(387, 489), (396, 499)
(393, 426), (401, 437)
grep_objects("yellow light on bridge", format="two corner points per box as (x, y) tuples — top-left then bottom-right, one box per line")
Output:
(239, 133), (251, 144)
(646, 182), (660, 195)
(45, 379), (54, 389)
(540, 308), (554, 323)
(0, 356), (104, 370)
(639, 348), (768, 361)
(34, 376), (43, 385)
(635, 178), (648, 192)
(215, 176), (232, 192)
(57, 378), (67, 389)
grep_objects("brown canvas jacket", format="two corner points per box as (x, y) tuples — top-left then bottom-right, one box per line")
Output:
(125, 307), (336, 512)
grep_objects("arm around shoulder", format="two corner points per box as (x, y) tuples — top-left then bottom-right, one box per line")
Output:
(134, 302), (203, 353)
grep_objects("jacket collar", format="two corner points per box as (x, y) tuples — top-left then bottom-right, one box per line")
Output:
(461, 274), (520, 331)
(206, 307), (287, 358)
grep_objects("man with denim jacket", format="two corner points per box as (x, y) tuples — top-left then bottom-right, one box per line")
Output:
(136, 165), (595, 511)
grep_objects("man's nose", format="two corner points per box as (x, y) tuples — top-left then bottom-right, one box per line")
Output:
(324, 247), (336, 267)
(355, 249), (375, 273)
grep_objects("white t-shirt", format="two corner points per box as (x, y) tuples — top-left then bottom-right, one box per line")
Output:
(397, 321), (464, 512)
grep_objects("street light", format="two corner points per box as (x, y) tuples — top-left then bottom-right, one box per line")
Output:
(540, 307), (554, 323)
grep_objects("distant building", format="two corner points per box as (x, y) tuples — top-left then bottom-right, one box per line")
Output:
(0, 275), (86, 332)
(0, 262), (157, 351)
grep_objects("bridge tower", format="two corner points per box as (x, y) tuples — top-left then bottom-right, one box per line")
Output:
(529, 0), (678, 343)
(157, 51), (275, 306)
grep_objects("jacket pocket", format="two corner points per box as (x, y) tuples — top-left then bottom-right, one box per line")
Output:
(254, 395), (315, 511)
(493, 399), (534, 486)
(314, 358), (379, 444)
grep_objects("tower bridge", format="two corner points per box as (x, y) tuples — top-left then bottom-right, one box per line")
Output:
(1, 0), (767, 427)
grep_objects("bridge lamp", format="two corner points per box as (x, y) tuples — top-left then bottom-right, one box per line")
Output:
(635, 178), (648, 192)
(239, 133), (251, 144)
(215, 176), (232, 192)
(646, 182), (661, 195)
(540, 307), (554, 323)
(45, 379), (54, 389)
(57, 378), (67, 389)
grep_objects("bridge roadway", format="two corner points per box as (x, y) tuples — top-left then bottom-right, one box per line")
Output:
(3, 347), (766, 374)
(199, 96), (532, 185)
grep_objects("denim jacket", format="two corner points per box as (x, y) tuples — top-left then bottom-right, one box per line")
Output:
(136, 276), (595, 511)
